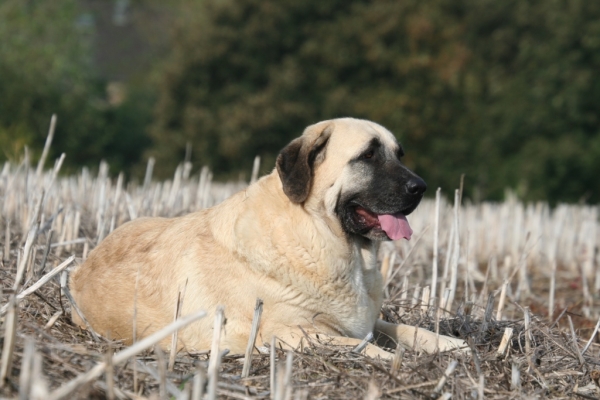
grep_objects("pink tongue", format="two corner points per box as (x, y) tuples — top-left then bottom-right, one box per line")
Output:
(377, 213), (413, 241)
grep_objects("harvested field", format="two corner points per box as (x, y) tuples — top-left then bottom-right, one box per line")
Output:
(1, 154), (599, 399)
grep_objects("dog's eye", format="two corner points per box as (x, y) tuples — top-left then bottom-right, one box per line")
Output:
(362, 151), (374, 160)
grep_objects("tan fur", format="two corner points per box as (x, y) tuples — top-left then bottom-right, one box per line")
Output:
(70, 118), (467, 358)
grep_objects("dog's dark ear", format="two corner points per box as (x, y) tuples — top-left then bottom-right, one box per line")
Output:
(276, 124), (332, 203)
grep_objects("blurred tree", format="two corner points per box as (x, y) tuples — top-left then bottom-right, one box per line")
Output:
(151, 0), (600, 203)
(0, 0), (151, 173)
(459, 0), (600, 202)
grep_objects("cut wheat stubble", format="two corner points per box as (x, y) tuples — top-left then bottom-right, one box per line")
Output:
(46, 310), (206, 400)
(0, 134), (599, 399)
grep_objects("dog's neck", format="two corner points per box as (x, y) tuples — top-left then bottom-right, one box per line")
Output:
(356, 237), (380, 271)
(213, 172), (375, 276)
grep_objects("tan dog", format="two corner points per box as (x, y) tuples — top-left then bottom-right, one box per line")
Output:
(70, 118), (467, 358)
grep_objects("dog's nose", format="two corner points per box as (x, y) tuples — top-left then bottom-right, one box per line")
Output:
(406, 177), (427, 195)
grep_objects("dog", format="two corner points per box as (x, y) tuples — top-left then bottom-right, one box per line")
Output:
(69, 118), (467, 358)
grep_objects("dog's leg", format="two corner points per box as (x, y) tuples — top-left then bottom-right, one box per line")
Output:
(374, 320), (469, 354)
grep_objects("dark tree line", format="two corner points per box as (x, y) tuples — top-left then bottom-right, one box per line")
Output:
(150, 0), (600, 203)
(3, 0), (600, 203)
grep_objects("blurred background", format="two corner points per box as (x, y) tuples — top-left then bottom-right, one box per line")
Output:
(1, 0), (599, 203)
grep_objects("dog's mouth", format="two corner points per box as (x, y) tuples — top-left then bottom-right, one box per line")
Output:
(353, 206), (413, 241)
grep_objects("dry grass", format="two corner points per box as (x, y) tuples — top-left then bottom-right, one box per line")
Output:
(1, 151), (599, 399)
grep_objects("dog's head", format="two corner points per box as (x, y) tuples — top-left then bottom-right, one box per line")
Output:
(276, 118), (426, 241)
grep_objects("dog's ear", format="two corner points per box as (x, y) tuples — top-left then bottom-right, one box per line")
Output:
(276, 123), (332, 203)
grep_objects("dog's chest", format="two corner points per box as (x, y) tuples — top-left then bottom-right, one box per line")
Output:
(342, 269), (382, 337)
(321, 247), (383, 338)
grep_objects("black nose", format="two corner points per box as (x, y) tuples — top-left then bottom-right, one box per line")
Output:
(405, 177), (427, 195)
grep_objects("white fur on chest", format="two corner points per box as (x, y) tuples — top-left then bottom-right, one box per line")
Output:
(328, 241), (382, 338)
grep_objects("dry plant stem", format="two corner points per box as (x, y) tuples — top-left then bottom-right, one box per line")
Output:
(511, 362), (520, 391)
(551, 307), (568, 329)
(109, 173), (124, 234)
(568, 316), (585, 365)
(352, 332), (373, 353)
(384, 381), (437, 395)
(549, 258), (556, 319)
(388, 252), (396, 284)
(432, 359), (458, 395)
(581, 316), (600, 355)
(105, 343), (115, 400)
(135, 360), (182, 398)
(207, 307), (224, 400)
(44, 311), (63, 330)
(458, 173), (465, 203)
(441, 288), (451, 314)
(481, 294), (495, 334)
(47, 310), (206, 400)
(0, 255), (74, 315)
(4, 219), (10, 262)
(93, 382), (128, 400)
(242, 298), (264, 378)
(155, 345), (167, 400)
(274, 360), (286, 400)
(468, 337), (482, 377)
(421, 285), (430, 313)
(284, 351), (293, 400)
(45, 153), (65, 196)
(523, 307), (532, 369)
(447, 189), (460, 312)
(124, 192), (137, 220)
(391, 344), (405, 373)
(497, 327), (514, 357)
(380, 253), (391, 296)
(581, 265), (592, 318)
(399, 275), (409, 309)
(30, 352), (48, 399)
(270, 336), (276, 400)
(365, 380), (382, 400)
(0, 296), (18, 386)
(251, 156), (261, 184)
(18, 337), (35, 400)
(168, 282), (187, 372)
(14, 190), (44, 291)
(478, 257), (492, 305)
(496, 281), (508, 321)
(435, 303), (441, 350)
(439, 217), (455, 308)
(143, 157), (155, 190)
(36, 114), (57, 179)
(132, 267), (140, 394)
(192, 367), (206, 400)
(516, 249), (531, 299)
(411, 284), (421, 307)
(431, 188), (441, 306)
(38, 230), (54, 275)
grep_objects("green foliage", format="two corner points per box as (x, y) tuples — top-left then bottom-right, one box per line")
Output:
(2, 0), (598, 203)
(151, 0), (600, 203)
(0, 0), (151, 174)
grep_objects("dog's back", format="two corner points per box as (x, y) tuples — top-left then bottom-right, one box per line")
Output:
(68, 174), (316, 351)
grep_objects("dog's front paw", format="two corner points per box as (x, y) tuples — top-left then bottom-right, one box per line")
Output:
(412, 329), (470, 354)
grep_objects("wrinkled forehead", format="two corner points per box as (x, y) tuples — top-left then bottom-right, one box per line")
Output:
(328, 118), (400, 155)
